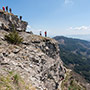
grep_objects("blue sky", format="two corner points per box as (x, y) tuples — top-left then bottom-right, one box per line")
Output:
(1, 0), (90, 39)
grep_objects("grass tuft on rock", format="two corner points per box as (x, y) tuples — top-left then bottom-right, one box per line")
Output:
(5, 30), (23, 45)
(0, 71), (36, 90)
(13, 74), (19, 84)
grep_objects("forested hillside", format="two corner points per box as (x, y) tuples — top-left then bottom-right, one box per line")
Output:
(54, 36), (90, 83)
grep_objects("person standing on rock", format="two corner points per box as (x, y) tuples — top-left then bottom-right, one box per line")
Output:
(40, 31), (42, 36)
(6, 6), (8, 12)
(9, 8), (12, 13)
(2, 7), (5, 11)
(20, 16), (22, 21)
(55, 82), (59, 89)
(45, 31), (47, 37)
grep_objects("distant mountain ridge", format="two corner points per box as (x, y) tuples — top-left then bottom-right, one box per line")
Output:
(54, 36), (90, 83)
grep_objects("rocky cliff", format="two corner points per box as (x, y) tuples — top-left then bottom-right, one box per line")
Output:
(0, 29), (66, 90)
(0, 10), (28, 31)
(0, 11), (87, 90)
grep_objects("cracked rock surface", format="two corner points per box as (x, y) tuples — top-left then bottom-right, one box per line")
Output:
(0, 30), (66, 90)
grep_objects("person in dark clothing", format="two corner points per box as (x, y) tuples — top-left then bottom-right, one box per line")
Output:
(9, 8), (12, 13)
(45, 31), (47, 37)
(40, 31), (42, 36)
(55, 82), (59, 89)
(20, 16), (22, 20)
(2, 7), (5, 11)
(6, 6), (8, 12)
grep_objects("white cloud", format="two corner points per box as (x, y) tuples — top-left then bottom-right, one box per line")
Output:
(63, 25), (90, 36)
(69, 26), (90, 30)
(64, 0), (73, 5)
(26, 25), (31, 31)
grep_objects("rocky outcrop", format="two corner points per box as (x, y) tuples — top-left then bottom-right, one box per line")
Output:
(0, 10), (28, 31)
(0, 30), (66, 90)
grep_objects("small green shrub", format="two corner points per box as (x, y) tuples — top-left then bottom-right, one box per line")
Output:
(13, 74), (19, 84)
(5, 30), (23, 45)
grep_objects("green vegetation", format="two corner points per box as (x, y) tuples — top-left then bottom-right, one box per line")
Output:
(54, 36), (90, 82)
(5, 30), (23, 45)
(61, 70), (86, 90)
(0, 71), (36, 90)
(13, 74), (19, 84)
(5, 24), (23, 45)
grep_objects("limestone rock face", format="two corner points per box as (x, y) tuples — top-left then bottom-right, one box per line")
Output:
(0, 10), (28, 31)
(0, 30), (66, 90)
